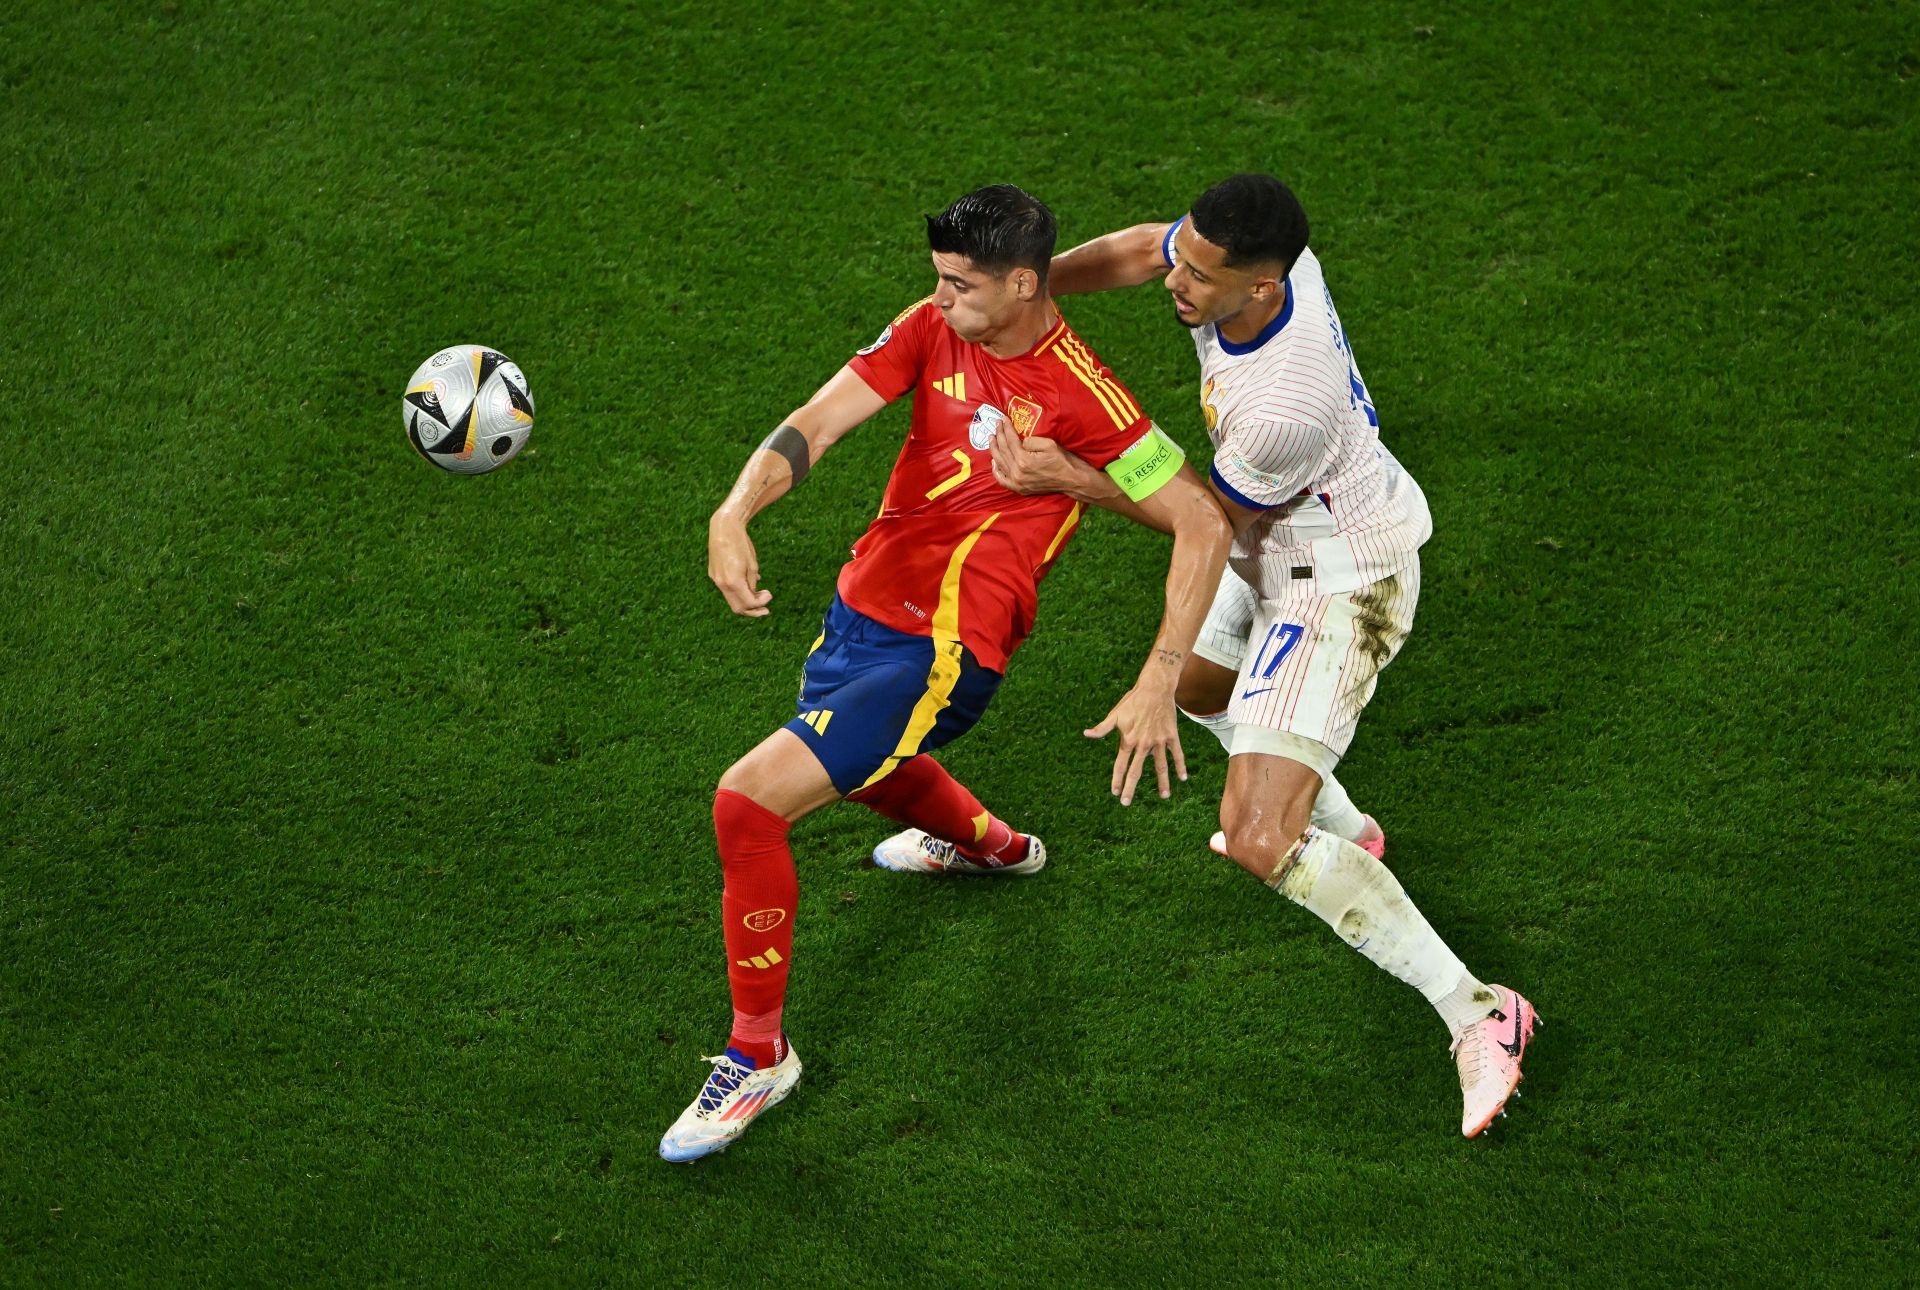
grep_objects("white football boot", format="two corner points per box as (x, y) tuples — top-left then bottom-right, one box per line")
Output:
(870, 828), (1047, 876)
(658, 1045), (803, 1163)
(1451, 985), (1539, 1138)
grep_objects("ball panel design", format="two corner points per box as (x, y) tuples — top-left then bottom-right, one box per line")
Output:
(402, 344), (534, 475)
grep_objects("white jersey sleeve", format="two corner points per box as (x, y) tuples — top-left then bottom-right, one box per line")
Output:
(1211, 419), (1325, 511)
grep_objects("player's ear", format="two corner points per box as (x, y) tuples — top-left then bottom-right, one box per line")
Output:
(1013, 268), (1039, 301)
(1248, 273), (1281, 303)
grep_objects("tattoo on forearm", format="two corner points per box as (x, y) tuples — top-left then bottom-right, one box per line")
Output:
(1155, 647), (1184, 668)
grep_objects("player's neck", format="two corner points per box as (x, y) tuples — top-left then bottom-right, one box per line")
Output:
(1216, 283), (1289, 348)
(980, 301), (1059, 360)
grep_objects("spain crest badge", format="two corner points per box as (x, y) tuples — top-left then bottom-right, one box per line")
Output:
(1009, 395), (1043, 439)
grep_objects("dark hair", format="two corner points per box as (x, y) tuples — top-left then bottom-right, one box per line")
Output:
(925, 185), (1057, 284)
(1189, 174), (1309, 272)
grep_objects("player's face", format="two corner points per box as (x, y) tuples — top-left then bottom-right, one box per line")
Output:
(1164, 221), (1280, 329)
(930, 252), (1028, 344)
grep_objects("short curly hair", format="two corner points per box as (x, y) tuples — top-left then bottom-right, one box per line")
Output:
(1189, 174), (1310, 272)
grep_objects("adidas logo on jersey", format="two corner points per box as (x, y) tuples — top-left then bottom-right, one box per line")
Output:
(932, 373), (966, 401)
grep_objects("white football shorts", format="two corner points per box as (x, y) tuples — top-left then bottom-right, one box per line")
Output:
(1192, 567), (1260, 673)
(1193, 562), (1421, 775)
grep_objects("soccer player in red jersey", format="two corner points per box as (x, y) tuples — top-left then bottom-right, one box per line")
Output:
(659, 186), (1232, 1162)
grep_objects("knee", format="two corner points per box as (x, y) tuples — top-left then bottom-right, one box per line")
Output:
(1220, 822), (1294, 882)
(713, 776), (793, 859)
(718, 744), (785, 806)
(1219, 803), (1313, 884)
(717, 758), (755, 800)
(716, 761), (784, 834)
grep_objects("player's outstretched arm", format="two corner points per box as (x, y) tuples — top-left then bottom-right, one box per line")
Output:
(1085, 459), (1232, 804)
(1049, 223), (1175, 296)
(992, 422), (1232, 800)
(708, 366), (886, 617)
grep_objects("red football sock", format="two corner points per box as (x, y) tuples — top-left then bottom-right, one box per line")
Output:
(848, 755), (1029, 865)
(714, 789), (797, 1067)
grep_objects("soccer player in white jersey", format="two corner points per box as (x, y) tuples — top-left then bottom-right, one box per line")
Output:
(985, 175), (1539, 1137)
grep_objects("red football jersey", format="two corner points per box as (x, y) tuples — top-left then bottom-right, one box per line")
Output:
(841, 297), (1152, 671)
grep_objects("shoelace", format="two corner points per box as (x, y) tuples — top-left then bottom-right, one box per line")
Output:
(694, 1054), (753, 1115)
(922, 836), (961, 867)
(1451, 1024), (1490, 1081)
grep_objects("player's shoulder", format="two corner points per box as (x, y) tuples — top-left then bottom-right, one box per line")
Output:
(869, 294), (942, 346)
(855, 295), (948, 364)
(1035, 316), (1145, 433)
(1292, 245), (1327, 285)
(1035, 314), (1133, 391)
(890, 294), (938, 327)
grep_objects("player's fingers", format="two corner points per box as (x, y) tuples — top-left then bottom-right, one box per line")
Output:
(1171, 731), (1188, 783)
(1152, 745), (1171, 800)
(720, 578), (769, 616)
(994, 426), (1021, 468)
(1110, 744), (1128, 798)
(1120, 742), (1148, 806)
(1084, 713), (1117, 740)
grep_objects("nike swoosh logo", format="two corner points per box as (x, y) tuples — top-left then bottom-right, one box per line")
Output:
(1498, 1002), (1525, 1057)
(1240, 687), (1274, 700)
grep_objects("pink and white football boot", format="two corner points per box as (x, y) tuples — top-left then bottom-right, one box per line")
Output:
(1451, 985), (1539, 1138)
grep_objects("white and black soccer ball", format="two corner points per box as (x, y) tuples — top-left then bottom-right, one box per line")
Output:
(402, 344), (535, 474)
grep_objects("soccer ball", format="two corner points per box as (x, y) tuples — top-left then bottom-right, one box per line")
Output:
(402, 344), (535, 474)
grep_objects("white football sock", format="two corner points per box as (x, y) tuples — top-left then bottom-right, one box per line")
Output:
(1310, 773), (1368, 841)
(1178, 706), (1236, 755)
(1268, 827), (1494, 1034)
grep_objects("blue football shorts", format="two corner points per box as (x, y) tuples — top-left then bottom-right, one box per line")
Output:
(784, 595), (1002, 796)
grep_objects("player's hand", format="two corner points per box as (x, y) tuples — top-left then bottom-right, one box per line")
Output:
(990, 426), (1079, 496)
(1084, 684), (1189, 806)
(708, 515), (773, 617)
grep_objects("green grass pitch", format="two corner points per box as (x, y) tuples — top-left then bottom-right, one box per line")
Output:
(4, 0), (1916, 1283)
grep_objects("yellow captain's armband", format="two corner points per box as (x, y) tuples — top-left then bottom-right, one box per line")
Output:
(1103, 424), (1185, 502)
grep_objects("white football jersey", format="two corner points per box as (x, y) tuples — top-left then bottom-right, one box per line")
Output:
(1164, 224), (1431, 597)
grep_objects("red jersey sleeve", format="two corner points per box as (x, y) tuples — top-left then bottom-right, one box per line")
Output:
(1041, 331), (1153, 469)
(847, 296), (939, 402)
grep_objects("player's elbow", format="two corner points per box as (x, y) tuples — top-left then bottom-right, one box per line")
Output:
(1174, 492), (1232, 551)
(1118, 223), (1175, 284)
(784, 407), (841, 456)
